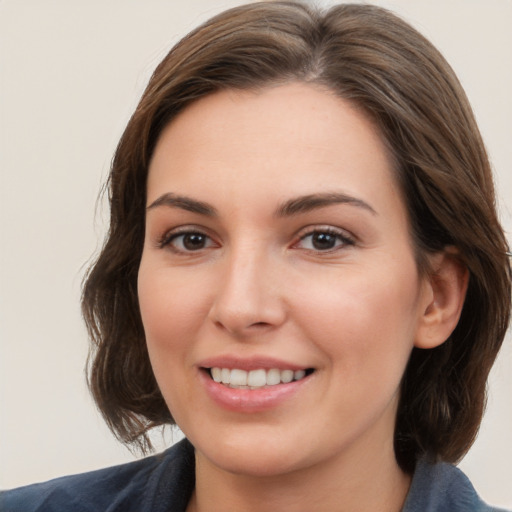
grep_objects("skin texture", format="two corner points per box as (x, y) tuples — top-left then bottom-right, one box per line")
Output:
(138, 83), (467, 512)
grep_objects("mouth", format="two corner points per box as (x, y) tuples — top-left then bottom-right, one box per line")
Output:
(204, 367), (315, 390)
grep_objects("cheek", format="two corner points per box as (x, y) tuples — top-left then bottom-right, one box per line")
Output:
(137, 264), (209, 419)
(292, 261), (421, 373)
(137, 264), (213, 385)
(139, 263), (206, 338)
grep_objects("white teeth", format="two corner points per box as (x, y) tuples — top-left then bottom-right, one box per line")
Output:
(294, 370), (306, 380)
(266, 368), (281, 386)
(280, 369), (294, 383)
(211, 367), (222, 382)
(247, 369), (266, 387)
(230, 369), (248, 386)
(209, 367), (310, 389)
(221, 368), (231, 384)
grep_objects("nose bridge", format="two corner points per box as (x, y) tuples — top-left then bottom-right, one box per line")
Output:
(209, 238), (285, 334)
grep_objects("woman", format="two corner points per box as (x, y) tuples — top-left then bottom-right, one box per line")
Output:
(2, 2), (510, 511)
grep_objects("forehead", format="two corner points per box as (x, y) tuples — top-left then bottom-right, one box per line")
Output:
(147, 83), (402, 219)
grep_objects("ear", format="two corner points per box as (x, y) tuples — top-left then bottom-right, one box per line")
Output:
(414, 248), (469, 349)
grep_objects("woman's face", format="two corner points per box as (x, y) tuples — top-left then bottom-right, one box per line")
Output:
(138, 83), (433, 477)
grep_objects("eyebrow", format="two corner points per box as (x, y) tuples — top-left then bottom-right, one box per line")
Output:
(146, 191), (376, 218)
(275, 192), (377, 217)
(147, 193), (217, 216)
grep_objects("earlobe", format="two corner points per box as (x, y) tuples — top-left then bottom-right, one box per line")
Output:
(414, 249), (469, 349)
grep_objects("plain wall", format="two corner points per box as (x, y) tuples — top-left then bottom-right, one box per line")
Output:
(1, 0), (511, 507)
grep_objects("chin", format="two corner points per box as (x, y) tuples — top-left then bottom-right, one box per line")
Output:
(207, 447), (304, 478)
(190, 427), (312, 478)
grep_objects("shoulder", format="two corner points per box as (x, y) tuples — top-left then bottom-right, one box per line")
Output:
(0, 438), (195, 512)
(403, 458), (510, 512)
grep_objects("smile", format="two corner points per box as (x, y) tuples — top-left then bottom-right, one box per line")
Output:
(208, 367), (312, 389)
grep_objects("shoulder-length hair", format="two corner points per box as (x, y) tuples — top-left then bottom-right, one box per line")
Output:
(82, 1), (511, 472)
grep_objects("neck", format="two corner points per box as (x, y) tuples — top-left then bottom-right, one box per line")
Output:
(187, 437), (411, 512)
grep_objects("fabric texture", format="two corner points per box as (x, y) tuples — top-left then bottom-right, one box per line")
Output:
(401, 458), (509, 512)
(1, 439), (509, 512)
(0, 439), (195, 512)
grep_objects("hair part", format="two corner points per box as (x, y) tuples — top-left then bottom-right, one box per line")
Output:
(82, 1), (511, 471)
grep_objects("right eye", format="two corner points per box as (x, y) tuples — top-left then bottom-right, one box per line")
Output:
(160, 231), (216, 253)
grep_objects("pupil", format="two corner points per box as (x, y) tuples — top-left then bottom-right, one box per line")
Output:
(183, 233), (205, 250)
(312, 232), (336, 250)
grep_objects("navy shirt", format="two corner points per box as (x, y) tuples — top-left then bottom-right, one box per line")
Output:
(1, 439), (509, 511)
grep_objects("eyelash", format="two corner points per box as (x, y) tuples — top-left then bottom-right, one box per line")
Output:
(295, 226), (355, 252)
(158, 228), (216, 253)
(158, 226), (355, 254)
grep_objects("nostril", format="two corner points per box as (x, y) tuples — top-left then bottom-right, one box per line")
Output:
(250, 321), (270, 328)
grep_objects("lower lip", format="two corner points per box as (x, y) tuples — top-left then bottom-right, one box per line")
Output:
(199, 370), (311, 413)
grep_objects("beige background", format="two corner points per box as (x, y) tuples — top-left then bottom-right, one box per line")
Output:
(1, 0), (511, 508)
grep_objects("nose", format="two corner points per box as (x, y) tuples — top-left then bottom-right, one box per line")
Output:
(208, 245), (287, 337)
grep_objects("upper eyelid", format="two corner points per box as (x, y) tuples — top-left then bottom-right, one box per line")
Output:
(154, 223), (356, 248)
(294, 224), (355, 240)
(292, 226), (357, 252)
(157, 225), (215, 248)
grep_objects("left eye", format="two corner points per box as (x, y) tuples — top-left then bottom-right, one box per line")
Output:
(164, 232), (215, 252)
(297, 230), (353, 251)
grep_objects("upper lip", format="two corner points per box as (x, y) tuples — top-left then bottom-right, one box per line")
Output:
(198, 355), (310, 372)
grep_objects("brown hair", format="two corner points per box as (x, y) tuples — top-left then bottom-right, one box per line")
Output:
(82, 1), (511, 472)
